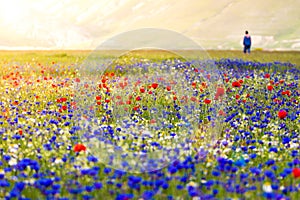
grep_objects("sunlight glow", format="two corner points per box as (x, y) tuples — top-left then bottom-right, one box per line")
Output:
(0, 0), (299, 50)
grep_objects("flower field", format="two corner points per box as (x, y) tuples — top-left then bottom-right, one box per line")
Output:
(0, 51), (299, 200)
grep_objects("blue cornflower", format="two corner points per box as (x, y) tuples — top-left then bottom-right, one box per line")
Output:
(116, 194), (134, 200)
(36, 178), (53, 187)
(176, 184), (184, 190)
(235, 158), (246, 167)
(3, 155), (11, 162)
(104, 167), (112, 174)
(69, 188), (83, 195)
(264, 170), (275, 179)
(250, 153), (257, 159)
(269, 147), (278, 153)
(87, 155), (98, 163)
(265, 159), (275, 166)
(212, 170), (221, 177)
(0, 179), (10, 187)
(94, 182), (102, 189)
(85, 185), (94, 192)
(82, 195), (93, 200)
(282, 137), (291, 144)
(15, 182), (26, 191)
(142, 190), (155, 199)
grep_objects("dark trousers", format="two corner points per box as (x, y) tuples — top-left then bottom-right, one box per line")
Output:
(244, 45), (251, 53)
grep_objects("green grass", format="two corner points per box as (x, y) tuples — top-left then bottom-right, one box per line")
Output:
(1, 50), (300, 66)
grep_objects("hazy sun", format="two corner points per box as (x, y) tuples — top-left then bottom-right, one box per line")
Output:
(0, 0), (26, 24)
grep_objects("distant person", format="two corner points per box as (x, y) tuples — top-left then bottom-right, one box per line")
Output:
(243, 31), (251, 54)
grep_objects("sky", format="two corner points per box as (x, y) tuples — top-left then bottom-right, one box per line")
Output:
(0, 0), (300, 50)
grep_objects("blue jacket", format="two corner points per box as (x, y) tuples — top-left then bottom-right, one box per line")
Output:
(243, 35), (251, 46)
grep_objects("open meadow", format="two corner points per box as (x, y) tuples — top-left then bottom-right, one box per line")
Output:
(0, 50), (299, 199)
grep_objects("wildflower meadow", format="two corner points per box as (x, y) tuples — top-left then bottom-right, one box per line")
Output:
(0, 50), (299, 200)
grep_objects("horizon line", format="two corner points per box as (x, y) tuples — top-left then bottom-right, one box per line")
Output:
(1, 49), (300, 52)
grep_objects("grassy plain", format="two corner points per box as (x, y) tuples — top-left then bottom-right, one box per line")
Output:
(0, 50), (300, 66)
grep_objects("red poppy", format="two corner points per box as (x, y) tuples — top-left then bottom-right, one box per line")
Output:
(279, 79), (285, 84)
(238, 79), (243, 84)
(150, 119), (156, 124)
(278, 110), (287, 119)
(140, 87), (145, 93)
(232, 81), (241, 87)
(267, 85), (273, 91)
(204, 99), (211, 104)
(190, 97), (197, 102)
(151, 83), (158, 89)
(101, 78), (107, 83)
(218, 110), (226, 116)
(166, 86), (171, 91)
(62, 105), (67, 110)
(282, 90), (291, 96)
(71, 101), (77, 107)
(74, 144), (86, 152)
(133, 105), (140, 111)
(264, 73), (270, 78)
(136, 96), (141, 101)
(18, 130), (23, 135)
(235, 95), (240, 99)
(216, 87), (225, 97)
(292, 168), (300, 178)
(273, 98), (281, 104)
(96, 96), (101, 100)
(61, 97), (67, 102)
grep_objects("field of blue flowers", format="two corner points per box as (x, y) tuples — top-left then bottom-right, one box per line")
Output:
(0, 55), (299, 200)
